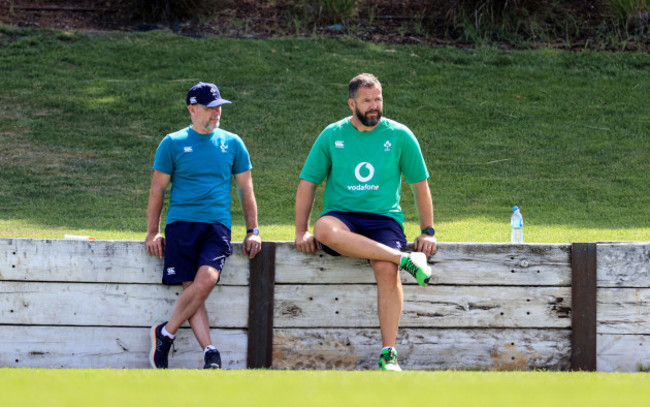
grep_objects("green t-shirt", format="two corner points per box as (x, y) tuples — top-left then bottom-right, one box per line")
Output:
(299, 117), (429, 227)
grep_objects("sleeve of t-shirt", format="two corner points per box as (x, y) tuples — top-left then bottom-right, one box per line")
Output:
(152, 135), (174, 175)
(232, 136), (253, 175)
(299, 132), (331, 185)
(399, 129), (430, 184)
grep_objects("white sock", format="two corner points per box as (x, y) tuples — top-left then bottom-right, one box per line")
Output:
(382, 346), (394, 352)
(204, 345), (217, 354)
(161, 325), (175, 340)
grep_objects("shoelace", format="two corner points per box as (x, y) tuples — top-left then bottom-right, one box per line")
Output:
(159, 334), (175, 354)
(401, 257), (419, 276)
(205, 350), (221, 367)
(382, 350), (397, 363)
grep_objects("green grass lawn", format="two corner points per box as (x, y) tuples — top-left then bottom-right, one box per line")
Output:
(2, 369), (650, 407)
(1, 27), (648, 243)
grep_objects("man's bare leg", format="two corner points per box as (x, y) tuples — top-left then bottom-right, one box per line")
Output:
(313, 216), (403, 264)
(188, 302), (212, 349)
(371, 260), (403, 347)
(164, 265), (220, 335)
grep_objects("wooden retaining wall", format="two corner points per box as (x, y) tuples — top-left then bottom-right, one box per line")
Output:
(597, 242), (650, 372)
(0, 238), (647, 371)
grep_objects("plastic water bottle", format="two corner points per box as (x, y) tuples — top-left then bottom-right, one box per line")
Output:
(510, 206), (523, 243)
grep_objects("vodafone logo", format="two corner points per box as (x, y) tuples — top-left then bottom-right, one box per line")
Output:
(354, 162), (375, 182)
(348, 162), (379, 191)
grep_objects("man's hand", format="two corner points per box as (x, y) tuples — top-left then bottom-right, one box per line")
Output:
(295, 231), (318, 254)
(145, 233), (165, 258)
(413, 234), (437, 257)
(243, 234), (262, 259)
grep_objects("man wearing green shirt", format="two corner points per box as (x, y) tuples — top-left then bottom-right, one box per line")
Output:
(295, 73), (437, 371)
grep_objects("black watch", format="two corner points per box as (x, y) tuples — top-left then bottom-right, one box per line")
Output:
(421, 226), (435, 236)
(246, 228), (260, 236)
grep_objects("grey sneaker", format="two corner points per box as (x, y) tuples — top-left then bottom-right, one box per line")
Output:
(399, 252), (431, 286)
(150, 322), (174, 369)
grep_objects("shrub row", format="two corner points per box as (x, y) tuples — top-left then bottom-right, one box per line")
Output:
(113, 0), (649, 48)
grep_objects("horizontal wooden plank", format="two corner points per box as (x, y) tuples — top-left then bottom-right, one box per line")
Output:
(274, 242), (571, 286)
(597, 334), (650, 372)
(0, 325), (247, 369)
(597, 243), (650, 288)
(273, 328), (570, 370)
(275, 244), (373, 284)
(0, 281), (249, 328)
(0, 238), (249, 285)
(274, 285), (571, 328)
(429, 243), (571, 286)
(1, 239), (573, 286)
(598, 288), (650, 334)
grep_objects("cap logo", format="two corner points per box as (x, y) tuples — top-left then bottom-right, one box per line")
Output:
(187, 83), (230, 107)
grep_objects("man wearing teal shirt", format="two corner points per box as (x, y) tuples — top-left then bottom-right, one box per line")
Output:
(295, 73), (437, 371)
(146, 82), (262, 370)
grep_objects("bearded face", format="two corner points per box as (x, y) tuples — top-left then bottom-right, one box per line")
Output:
(355, 104), (382, 127)
(350, 85), (383, 129)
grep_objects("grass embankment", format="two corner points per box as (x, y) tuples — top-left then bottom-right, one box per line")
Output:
(0, 27), (648, 242)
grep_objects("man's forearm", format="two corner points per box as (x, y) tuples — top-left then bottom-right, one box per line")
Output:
(295, 180), (317, 234)
(413, 180), (434, 230)
(240, 186), (259, 230)
(146, 189), (165, 235)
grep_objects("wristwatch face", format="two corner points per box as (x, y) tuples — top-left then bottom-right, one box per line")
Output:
(250, 228), (260, 235)
(422, 227), (435, 236)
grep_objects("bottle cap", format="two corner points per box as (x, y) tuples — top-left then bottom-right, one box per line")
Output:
(64, 234), (96, 240)
(512, 206), (519, 212)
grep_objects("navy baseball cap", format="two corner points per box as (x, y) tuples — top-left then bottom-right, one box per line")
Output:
(186, 82), (231, 107)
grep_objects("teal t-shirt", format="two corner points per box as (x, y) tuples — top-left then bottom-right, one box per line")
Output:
(153, 126), (252, 229)
(299, 117), (429, 227)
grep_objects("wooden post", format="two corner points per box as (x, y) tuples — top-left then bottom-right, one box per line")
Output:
(571, 243), (597, 371)
(247, 242), (276, 368)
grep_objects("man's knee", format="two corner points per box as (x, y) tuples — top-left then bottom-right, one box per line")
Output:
(313, 217), (346, 244)
(196, 265), (221, 288)
(372, 261), (400, 286)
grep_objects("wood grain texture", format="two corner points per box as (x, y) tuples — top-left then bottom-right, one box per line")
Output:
(0, 238), (249, 285)
(597, 243), (650, 288)
(273, 328), (570, 371)
(0, 281), (249, 328)
(597, 334), (650, 372)
(598, 288), (650, 335)
(274, 242), (571, 286)
(274, 285), (571, 328)
(0, 326), (247, 369)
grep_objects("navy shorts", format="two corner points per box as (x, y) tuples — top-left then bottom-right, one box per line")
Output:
(162, 221), (232, 285)
(318, 211), (407, 257)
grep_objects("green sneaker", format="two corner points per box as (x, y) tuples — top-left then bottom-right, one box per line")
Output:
(399, 252), (431, 287)
(378, 347), (402, 371)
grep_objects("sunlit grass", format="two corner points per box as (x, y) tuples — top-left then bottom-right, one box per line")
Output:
(2, 369), (650, 407)
(2, 218), (646, 245)
(0, 28), (648, 243)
